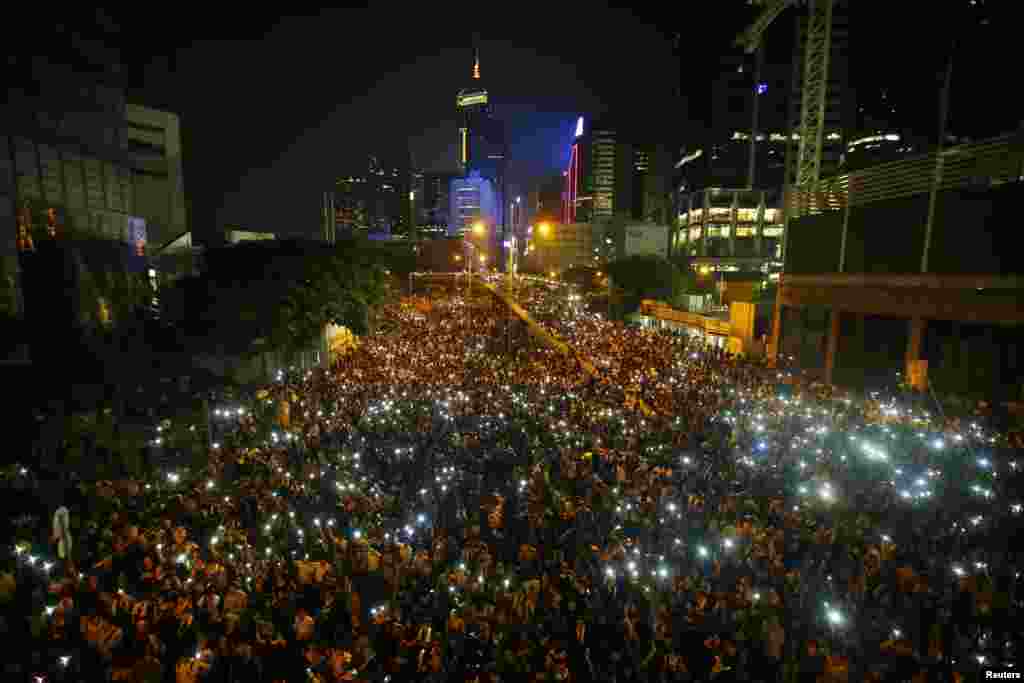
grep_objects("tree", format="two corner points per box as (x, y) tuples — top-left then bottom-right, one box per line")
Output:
(166, 239), (388, 361)
(606, 254), (685, 303)
(344, 238), (416, 278)
(670, 250), (699, 295)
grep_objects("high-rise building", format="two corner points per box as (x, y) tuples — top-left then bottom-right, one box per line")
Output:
(536, 174), (564, 220)
(528, 222), (593, 274)
(125, 104), (187, 249)
(333, 154), (410, 238)
(675, 49), (792, 205)
(566, 117), (672, 226)
(334, 174), (369, 238)
(456, 47), (506, 191)
(454, 42), (506, 260)
(368, 155), (408, 235)
(589, 122), (618, 221)
(1, 59), (184, 322)
(420, 171), (458, 238)
(2, 61), (152, 252)
(449, 170), (500, 250)
(2, 59), (184, 361)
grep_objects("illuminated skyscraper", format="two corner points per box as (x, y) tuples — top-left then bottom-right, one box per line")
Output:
(449, 170), (500, 241)
(566, 117), (670, 226)
(456, 46), (505, 184)
(454, 41), (507, 258)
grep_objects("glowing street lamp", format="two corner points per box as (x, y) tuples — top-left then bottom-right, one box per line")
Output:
(479, 254), (487, 264)
(473, 221), (486, 236)
(538, 222), (551, 237)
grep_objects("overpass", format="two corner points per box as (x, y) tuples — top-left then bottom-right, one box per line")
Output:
(409, 272), (657, 416)
(773, 132), (1024, 391)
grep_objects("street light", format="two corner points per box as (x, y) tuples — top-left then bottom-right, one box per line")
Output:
(479, 254), (487, 264)
(473, 221), (486, 236)
(538, 222), (551, 237)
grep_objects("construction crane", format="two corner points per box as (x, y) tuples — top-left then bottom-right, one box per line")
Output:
(735, 0), (835, 227)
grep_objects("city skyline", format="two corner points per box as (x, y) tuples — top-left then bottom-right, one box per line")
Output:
(9, 3), (1017, 243)
(3, 10), (1024, 681)
(62, 7), (689, 241)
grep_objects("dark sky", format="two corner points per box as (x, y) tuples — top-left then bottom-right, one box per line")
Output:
(113, 5), (744, 239)
(14, 4), (1019, 241)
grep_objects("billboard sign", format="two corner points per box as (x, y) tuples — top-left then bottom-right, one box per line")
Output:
(624, 224), (669, 259)
(458, 92), (488, 107)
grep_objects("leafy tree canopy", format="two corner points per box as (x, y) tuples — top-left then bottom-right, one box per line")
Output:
(562, 265), (602, 291)
(606, 254), (685, 303)
(165, 238), (389, 359)
(669, 251), (699, 295)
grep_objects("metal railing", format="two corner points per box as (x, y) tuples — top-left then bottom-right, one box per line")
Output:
(786, 132), (1024, 219)
(781, 273), (1024, 290)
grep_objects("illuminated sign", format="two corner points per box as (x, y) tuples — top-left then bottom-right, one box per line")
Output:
(756, 83), (768, 95)
(458, 92), (488, 107)
(460, 128), (468, 165)
(575, 117), (584, 138)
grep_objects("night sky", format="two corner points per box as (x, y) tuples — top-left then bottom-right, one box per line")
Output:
(14, 4), (1019, 241)
(95, 5), (739, 239)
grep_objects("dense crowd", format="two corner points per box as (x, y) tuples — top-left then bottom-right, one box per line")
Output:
(2, 276), (1022, 683)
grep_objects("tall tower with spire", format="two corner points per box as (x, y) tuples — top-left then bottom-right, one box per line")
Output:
(451, 37), (507, 251)
(456, 38), (491, 174)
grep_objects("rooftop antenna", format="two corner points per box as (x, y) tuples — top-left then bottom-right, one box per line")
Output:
(472, 32), (481, 79)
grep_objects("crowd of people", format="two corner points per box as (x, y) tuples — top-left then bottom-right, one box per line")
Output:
(2, 276), (1021, 683)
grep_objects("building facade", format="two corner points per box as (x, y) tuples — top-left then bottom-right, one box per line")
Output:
(568, 117), (673, 227)
(420, 171), (458, 238)
(1, 61), (187, 323)
(449, 170), (500, 244)
(772, 132), (1024, 400)
(527, 222), (594, 274)
(456, 48), (505, 223)
(333, 155), (411, 238)
(535, 174), (564, 221)
(623, 224), (670, 260)
(452, 45), (507, 264)
(674, 188), (785, 270)
(334, 174), (369, 238)
(125, 104), (187, 249)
